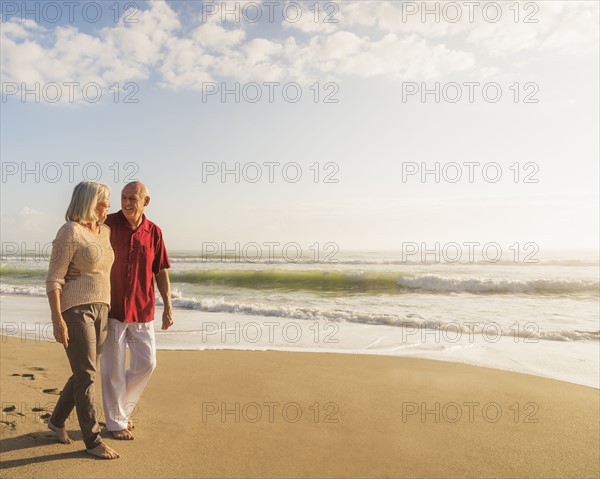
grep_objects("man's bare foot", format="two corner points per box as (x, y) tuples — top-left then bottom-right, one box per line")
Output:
(127, 418), (134, 431)
(48, 422), (72, 444)
(111, 429), (134, 440)
(86, 442), (120, 459)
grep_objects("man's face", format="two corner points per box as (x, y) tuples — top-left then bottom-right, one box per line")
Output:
(121, 185), (147, 223)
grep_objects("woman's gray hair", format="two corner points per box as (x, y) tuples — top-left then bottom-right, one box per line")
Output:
(65, 181), (111, 224)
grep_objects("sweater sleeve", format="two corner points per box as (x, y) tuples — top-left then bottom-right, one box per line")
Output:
(46, 223), (77, 294)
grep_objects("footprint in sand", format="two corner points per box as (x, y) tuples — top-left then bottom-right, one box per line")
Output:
(43, 388), (61, 395)
(10, 373), (36, 380)
(1, 420), (17, 430)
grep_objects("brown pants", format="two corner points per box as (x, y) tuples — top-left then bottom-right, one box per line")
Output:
(50, 303), (108, 450)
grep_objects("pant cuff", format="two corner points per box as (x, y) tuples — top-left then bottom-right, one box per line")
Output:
(85, 434), (103, 450)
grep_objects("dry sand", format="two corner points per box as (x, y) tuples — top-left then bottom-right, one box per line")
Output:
(1, 335), (598, 478)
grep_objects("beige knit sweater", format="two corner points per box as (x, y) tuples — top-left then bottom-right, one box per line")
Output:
(46, 222), (114, 312)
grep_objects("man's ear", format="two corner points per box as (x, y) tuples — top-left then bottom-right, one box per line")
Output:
(144, 196), (151, 207)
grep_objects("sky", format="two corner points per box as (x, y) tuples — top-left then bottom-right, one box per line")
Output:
(1, 0), (599, 254)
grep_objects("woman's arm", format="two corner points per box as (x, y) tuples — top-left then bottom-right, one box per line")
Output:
(46, 223), (77, 348)
(47, 289), (69, 348)
(46, 224), (76, 293)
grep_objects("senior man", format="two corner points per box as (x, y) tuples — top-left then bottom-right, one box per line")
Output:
(101, 181), (174, 440)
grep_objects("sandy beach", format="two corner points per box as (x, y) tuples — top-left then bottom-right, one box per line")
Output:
(2, 0), (599, 477)
(1, 335), (598, 478)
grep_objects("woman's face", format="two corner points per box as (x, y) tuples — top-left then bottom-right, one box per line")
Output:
(95, 195), (111, 223)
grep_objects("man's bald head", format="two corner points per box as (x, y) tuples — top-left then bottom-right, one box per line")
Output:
(121, 181), (150, 228)
(123, 181), (149, 199)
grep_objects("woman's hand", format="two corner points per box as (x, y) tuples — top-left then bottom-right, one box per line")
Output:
(52, 316), (69, 348)
(47, 290), (67, 347)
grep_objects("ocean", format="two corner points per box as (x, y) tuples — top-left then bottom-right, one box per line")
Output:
(1, 249), (598, 388)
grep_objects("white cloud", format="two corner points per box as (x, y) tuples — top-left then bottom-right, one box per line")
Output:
(338, 1), (599, 57)
(0, 18), (43, 39)
(465, 1), (599, 56)
(541, 6), (600, 55)
(1, 1), (180, 95)
(1, 207), (54, 236)
(159, 38), (216, 88)
(338, 1), (470, 38)
(313, 30), (363, 61)
(1, 0), (596, 98)
(191, 21), (246, 52)
(281, 3), (339, 34)
(287, 32), (475, 81)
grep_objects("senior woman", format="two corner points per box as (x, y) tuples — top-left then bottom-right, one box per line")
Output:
(46, 181), (119, 460)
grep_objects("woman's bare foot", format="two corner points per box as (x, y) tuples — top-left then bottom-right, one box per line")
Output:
(47, 422), (72, 444)
(111, 429), (134, 440)
(86, 442), (120, 459)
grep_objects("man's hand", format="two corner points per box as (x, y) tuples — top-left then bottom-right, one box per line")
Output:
(65, 263), (81, 283)
(156, 269), (173, 330)
(161, 308), (174, 330)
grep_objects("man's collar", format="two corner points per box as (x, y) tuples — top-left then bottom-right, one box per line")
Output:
(115, 210), (150, 232)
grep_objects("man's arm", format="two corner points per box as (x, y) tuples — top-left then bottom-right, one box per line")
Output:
(155, 268), (174, 330)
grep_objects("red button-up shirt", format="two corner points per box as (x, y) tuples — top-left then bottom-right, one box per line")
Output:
(105, 211), (170, 323)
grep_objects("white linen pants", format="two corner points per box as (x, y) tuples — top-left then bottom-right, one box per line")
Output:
(100, 318), (156, 432)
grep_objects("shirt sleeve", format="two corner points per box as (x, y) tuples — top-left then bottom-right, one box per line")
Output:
(104, 214), (116, 228)
(152, 228), (170, 274)
(46, 223), (77, 294)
